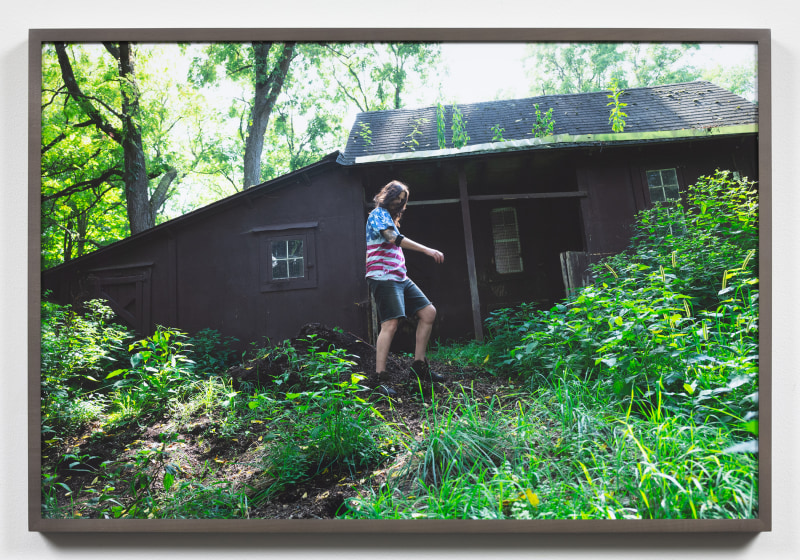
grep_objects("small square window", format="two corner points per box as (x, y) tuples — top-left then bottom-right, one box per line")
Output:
(271, 239), (305, 280)
(256, 226), (317, 292)
(491, 207), (523, 274)
(646, 168), (680, 204)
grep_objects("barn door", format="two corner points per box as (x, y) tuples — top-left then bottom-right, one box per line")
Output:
(86, 266), (152, 335)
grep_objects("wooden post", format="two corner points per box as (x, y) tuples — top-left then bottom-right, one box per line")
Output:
(458, 167), (484, 342)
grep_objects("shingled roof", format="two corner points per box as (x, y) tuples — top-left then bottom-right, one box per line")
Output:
(338, 81), (758, 165)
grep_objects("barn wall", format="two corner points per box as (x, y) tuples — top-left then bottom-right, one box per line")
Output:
(171, 168), (367, 346)
(42, 164), (370, 348)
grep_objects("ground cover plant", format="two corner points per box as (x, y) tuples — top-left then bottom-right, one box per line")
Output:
(40, 170), (758, 520)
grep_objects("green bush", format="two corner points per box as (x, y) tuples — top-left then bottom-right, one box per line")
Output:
(488, 170), (758, 428)
(41, 297), (132, 434)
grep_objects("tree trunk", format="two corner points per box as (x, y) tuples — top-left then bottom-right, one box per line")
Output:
(242, 42), (295, 189)
(115, 42), (154, 234)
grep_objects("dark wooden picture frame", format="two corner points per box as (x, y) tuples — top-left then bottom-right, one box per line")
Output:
(29, 27), (771, 533)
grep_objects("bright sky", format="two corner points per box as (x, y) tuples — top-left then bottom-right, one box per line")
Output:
(436, 42), (758, 106)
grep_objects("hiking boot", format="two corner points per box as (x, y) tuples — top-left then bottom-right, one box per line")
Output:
(373, 384), (397, 397)
(409, 359), (445, 383)
(371, 371), (396, 397)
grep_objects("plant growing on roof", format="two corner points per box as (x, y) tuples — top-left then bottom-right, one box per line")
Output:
(491, 124), (507, 142)
(402, 117), (429, 151)
(531, 104), (554, 138)
(436, 102), (447, 149)
(607, 81), (628, 133)
(356, 122), (373, 146)
(451, 104), (470, 149)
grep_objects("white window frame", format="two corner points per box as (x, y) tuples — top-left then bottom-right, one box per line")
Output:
(251, 222), (318, 292)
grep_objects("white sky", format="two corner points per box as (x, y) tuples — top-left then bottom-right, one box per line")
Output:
(436, 42), (758, 105)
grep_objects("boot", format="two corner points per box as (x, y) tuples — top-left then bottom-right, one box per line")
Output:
(371, 371), (397, 397)
(409, 359), (445, 383)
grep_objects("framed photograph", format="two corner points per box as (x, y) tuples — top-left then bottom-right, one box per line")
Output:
(29, 27), (770, 533)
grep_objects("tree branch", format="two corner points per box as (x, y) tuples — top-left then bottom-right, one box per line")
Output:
(41, 167), (121, 202)
(149, 168), (178, 220)
(54, 42), (122, 143)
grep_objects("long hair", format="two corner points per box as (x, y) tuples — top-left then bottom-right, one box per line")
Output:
(373, 180), (409, 226)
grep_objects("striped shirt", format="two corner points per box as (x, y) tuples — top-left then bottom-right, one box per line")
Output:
(365, 207), (407, 281)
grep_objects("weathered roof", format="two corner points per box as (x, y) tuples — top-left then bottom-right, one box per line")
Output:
(338, 81), (758, 164)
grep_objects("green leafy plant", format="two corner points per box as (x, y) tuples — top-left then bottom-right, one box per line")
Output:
(41, 297), (131, 435)
(402, 117), (429, 151)
(531, 104), (554, 138)
(491, 124), (506, 142)
(356, 121), (372, 145)
(105, 326), (199, 422)
(607, 81), (628, 133)
(187, 328), (239, 375)
(436, 102), (447, 149)
(451, 104), (470, 148)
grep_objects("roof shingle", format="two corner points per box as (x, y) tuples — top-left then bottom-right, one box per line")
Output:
(340, 81), (757, 163)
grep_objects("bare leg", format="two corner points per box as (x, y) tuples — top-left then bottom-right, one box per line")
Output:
(375, 318), (399, 373)
(414, 304), (436, 363)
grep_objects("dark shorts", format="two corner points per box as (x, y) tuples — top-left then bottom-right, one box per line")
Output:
(367, 278), (432, 324)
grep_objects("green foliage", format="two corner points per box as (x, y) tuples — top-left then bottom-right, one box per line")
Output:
(450, 104), (470, 148)
(524, 43), (701, 95)
(490, 124), (506, 142)
(403, 389), (524, 487)
(531, 104), (555, 138)
(187, 328), (239, 375)
(41, 297), (132, 434)
(275, 337), (386, 468)
(402, 117), (429, 151)
(607, 81), (628, 133)
(355, 121), (373, 145)
(105, 326), (201, 424)
(248, 336), (391, 502)
(486, 170), (758, 436)
(436, 102), (447, 149)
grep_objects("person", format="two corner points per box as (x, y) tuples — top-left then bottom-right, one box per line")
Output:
(365, 180), (445, 396)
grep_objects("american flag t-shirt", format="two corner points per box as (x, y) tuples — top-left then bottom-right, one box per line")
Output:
(365, 207), (407, 281)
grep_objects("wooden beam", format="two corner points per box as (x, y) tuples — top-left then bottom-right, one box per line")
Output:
(458, 168), (484, 342)
(406, 192), (587, 206)
(468, 191), (587, 201)
(406, 198), (460, 206)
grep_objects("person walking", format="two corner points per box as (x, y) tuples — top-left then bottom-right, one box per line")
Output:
(365, 180), (445, 395)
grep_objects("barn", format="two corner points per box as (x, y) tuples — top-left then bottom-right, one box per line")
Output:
(41, 80), (759, 350)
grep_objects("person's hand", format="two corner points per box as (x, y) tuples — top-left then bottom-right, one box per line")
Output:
(428, 248), (444, 263)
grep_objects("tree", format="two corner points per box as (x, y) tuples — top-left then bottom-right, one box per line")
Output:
(53, 42), (179, 234)
(315, 42), (442, 112)
(188, 42), (296, 189)
(524, 43), (701, 95)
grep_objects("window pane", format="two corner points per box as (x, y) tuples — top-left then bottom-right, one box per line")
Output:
(661, 168), (678, 187)
(272, 241), (287, 259)
(288, 239), (304, 258)
(646, 170), (661, 186)
(273, 260), (288, 279)
(649, 187), (666, 203)
(665, 184), (680, 201)
(289, 258), (304, 278)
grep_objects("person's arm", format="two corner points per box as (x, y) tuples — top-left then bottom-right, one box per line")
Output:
(381, 228), (444, 263)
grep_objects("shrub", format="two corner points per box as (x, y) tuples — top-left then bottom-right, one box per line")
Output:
(41, 297), (132, 434)
(487, 170), (759, 430)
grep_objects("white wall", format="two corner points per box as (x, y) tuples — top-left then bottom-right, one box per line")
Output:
(2, 1), (798, 558)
